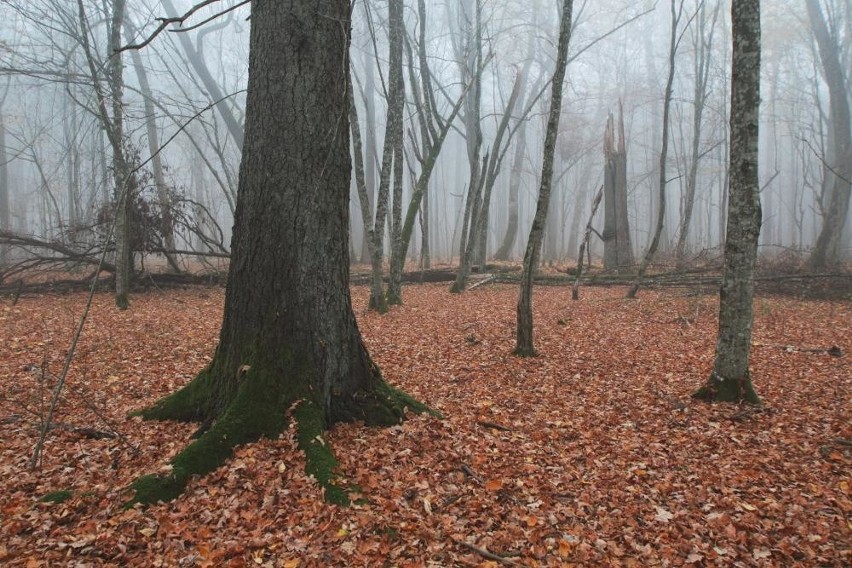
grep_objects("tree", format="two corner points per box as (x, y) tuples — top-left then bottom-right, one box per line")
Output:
(806, 0), (851, 269)
(129, 0), (426, 506)
(515, 0), (573, 356)
(693, 0), (761, 404)
(602, 102), (634, 271)
(626, 0), (687, 299)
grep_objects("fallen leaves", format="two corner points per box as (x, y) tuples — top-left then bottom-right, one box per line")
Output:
(0, 284), (849, 565)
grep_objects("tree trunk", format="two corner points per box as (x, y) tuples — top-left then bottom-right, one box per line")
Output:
(0, 112), (9, 269)
(108, 0), (131, 310)
(806, 0), (851, 269)
(494, 119), (527, 260)
(516, 0), (573, 356)
(602, 103), (634, 271)
(693, 0), (761, 404)
(675, 2), (717, 266)
(125, 19), (179, 272)
(130, 0), (426, 506)
(627, 0), (681, 299)
(386, 0), (406, 305)
(359, 45), (378, 265)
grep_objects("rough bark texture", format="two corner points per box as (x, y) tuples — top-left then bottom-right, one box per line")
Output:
(386, 0), (406, 306)
(130, 0), (427, 506)
(515, 0), (573, 356)
(602, 104), (633, 271)
(693, 0), (761, 404)
(806, 0), (851, 269)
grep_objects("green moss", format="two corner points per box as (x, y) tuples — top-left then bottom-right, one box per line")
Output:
(368, 294), (388, 314)
(132, 365), (218, 422)
(386, 289), (403, 306)
(40, 489), (72, 503)
(128, 474), (186, 507)
(128, 351), (309, 506)
(293, 399), (351, 506)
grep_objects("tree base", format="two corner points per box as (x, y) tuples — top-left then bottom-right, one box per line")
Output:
(692, 372), (761, 405)
(127, 360), (434, 506)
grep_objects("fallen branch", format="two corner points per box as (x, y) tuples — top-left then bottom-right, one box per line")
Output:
(477, 420), (512, 432)
(450, 537), (521, 566)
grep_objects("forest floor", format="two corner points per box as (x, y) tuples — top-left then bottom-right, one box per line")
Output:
(0, 282), (849, 566)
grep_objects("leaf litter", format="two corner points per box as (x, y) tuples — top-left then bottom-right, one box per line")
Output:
(0, 284), (848, 566)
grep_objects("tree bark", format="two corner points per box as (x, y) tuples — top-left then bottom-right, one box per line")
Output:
(693, 0), (761, 404)
(516, 0), (573, 356)
(130, 0), (426, 506)
(386, 0), (406, 305)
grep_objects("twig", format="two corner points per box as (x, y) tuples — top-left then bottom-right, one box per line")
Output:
(460, 463), (482, 484)
(477, 420), (512, 432)
(450, 537), (521, 566)
(468, 275), (496, 290)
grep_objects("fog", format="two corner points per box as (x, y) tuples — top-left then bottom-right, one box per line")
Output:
(0, 0), (849, 275)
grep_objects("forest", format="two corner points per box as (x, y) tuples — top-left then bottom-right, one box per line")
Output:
(0, 0), (850, 565)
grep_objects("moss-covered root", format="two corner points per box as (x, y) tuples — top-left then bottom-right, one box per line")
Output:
(293, 400), (351, 506)
(126, 367), (290, 507)
(692, 372), (761, 405)
(332, 380), (440, 426)
(130, 365), (219, 423)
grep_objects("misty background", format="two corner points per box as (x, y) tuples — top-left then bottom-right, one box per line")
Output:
(0, 0), (849, 277)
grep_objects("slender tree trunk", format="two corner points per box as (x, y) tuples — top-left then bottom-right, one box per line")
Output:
(494, 120), (527, 260)
(125, 20), (179, 272)
(676, 3), (717, 266)
(451, 0), (483, 293)
(516, 0), (573, 356)
(130, 0), (426, 507)
(0, 112), (9, 268)
(108, 0), (131, 310)
(806, 0), (851, 269)
(359, 47), (378, 265)
(693, 0), (762, 404)
(627, 0), (681, 299)
(386, 0), (406, 305)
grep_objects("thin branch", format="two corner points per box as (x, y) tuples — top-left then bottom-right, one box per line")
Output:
(117, 0), (227, 53)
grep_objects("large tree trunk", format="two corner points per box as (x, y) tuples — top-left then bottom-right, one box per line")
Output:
(130, 0), (425, 506)
(806, 0), (851, 269)
(516, 0), (573, 356)
(694, 0), (761, 404)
